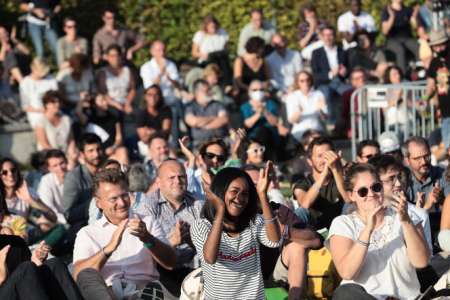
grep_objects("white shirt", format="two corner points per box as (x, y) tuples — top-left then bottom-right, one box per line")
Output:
(37, 172), (66, 224)
(324, 46), (339, 75)
(326, 208), (421, 300)
(337, 11), (376, 35)
(19, 75), (58, 128)
(193, 29), (229, 56)
(286, 89), (327, 140)
(73, 214), (168, 286)
(140, 58), (179, 105)
(104, 67), (131, 105)
(266, 49), (303, 92)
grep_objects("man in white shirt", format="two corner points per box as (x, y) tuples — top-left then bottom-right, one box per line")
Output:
(140, 41), (180, 106)
(266, 33), (303, 94)
(237, 9), (276, 56)
(337, 0), (376, 49)
(37, 149), (68, 224)
(73, 169), (176, 300)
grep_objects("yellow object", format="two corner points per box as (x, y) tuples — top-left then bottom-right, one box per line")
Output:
(307, 247), (341, 299)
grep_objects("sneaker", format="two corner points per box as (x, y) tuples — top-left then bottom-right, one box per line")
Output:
(140, 281), (165, 300)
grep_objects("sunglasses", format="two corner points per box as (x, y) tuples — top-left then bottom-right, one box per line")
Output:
(204, 152), (227, 162)
(247, 146), (265, 154)
(353, 182), (383, 198)
(1, 168), (16, 176)
(250, 88), (264, 92)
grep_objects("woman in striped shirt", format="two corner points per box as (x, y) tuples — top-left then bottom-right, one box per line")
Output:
(191, 162), (281, 299)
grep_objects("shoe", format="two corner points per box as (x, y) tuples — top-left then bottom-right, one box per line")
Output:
(140, 281), (165, 300)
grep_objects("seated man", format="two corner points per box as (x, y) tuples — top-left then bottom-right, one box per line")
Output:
(138, 159), (202, 296)
(184, 79), (229, 148)
(73, 169), (176, 300)
(0, 235), (82, 300)
(293, 137), (349, 229)
(145, 133), (171, 186)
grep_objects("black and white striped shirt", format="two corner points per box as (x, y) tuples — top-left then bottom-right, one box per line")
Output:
(191, 215), (280, 299)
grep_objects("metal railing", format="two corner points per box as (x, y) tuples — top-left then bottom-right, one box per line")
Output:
(350, 81), (435, 158)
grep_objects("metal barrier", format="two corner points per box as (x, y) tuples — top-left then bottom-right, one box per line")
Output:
(350, 81), (435, 159)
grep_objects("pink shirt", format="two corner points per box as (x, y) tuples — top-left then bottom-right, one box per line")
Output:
(73, 214), (168, 286)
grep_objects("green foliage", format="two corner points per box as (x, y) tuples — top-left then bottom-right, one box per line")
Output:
(0, 0), (424, 65)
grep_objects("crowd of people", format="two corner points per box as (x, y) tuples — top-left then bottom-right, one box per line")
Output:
(0, 0), (450, 299)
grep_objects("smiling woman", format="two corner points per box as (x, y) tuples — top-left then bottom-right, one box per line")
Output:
(191, 165), (280, 299)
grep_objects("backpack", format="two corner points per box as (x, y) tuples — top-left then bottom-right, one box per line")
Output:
(307, 247), (341, 299)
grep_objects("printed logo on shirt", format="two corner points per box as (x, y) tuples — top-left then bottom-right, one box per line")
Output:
(217, 247), (256, 262)
(436, 66), (449, 96)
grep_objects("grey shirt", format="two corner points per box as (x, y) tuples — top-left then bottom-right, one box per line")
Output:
(62, 164), (94, 225)
(408, 166), (447, 211)
(237, 21), (276, 56)
(184, 100), (228, 146)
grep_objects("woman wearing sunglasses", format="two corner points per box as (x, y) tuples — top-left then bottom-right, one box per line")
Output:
(0, 158), (63, 246)
(327, 163), (429, 299)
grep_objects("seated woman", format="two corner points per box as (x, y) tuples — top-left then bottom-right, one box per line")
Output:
(0, 158), (65, 247)
(191, 164), (280, 299)
(286, 71), (327, 142)
(75, 94), (129, 166)
(58, 53), (94, 112)
(238, 138), (266, 167)
(240, 80), (279, 160)
(135, 84), (172, 139)
(35, 90), (76, 155)
(0, 234), (82, 300)
(234, 37), (270, 104)
(191, 15), (232, 86)
(347, 30), (389, 82)
(327, 163), (429, 299)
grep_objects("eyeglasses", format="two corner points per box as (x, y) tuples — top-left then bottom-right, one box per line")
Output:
(409, 153), (431, 162)
(381, 173), (406, 185)
(247, 146), (265, 154)
(65, 24), (76, 29)
(353, 182), (383, 198)
(250, 88), (264, 92)
(361, 154), (375, 160)
(1, 168), (16, 176)
(204, 152), (227, 163)
(105, 192), (131, 204)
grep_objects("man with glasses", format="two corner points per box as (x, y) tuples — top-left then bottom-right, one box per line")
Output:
(57, 17), (88, 70)
(403, 136), (447, 212)
(293, 137), (349, 229)
(356, 139), (380, 163)
(185, 79), (229, 148)
(92, 7), (145, 65)
(73, 169), (176, 300)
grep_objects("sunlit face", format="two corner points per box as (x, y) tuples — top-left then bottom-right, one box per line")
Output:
(149, 138), (169, 162)
(322, 28), (335, 47)
(406, 142), (431, 178)
(206, 21), (217, 34)
(150, 41), (165, 59)
(203, 144), (226, 169)
(96, 182), (130, 225)
(44, 99), (60, 114)
(351, 71), (366, 89)
(158, 161), (187, 201)
(0, 27), (9, 42)
(251, 11), (263, 29)
(389, 68), (401, 84)
(64, 20), (77, 35)
(297, 73), (312, 90)
(47, 157), (67, 178)
(357, 145), (379, 163)
(103, 11), (115, 27)
(348, 171), (383, 213)
(224, 177), (249, 217)
(246, 142), (265, 165)
(308, 143), (332, 173)
(1, 161), (17, 188)
(380, 167), (407, 198)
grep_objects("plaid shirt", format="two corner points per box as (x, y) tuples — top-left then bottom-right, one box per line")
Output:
(135, 189), (203, 268)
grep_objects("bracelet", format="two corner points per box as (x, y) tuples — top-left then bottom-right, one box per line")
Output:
(144, 236), (156, 250)
(356, 239), (369, 247)
(264, 216), (278, 224)
(101, 247), (112, 258)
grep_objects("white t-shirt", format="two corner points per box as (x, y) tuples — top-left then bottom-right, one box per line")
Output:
(337, 11), (376, 35)
(36, 114), (72, 151)
(266, 49), (303, 92)
(286, 89), (327, 140)
(6, 187), (39, 218)
(192, 29), (228, 55)
(38, 172), (66, 224)
(19, 75), (58, 128)
(326, 208), (421, 300)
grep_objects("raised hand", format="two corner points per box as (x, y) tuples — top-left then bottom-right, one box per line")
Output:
(230, 128), (246, 158)
(106, 218), (128, 254)
(391, 192), (410, 222)
(257, 161), (274, 196)
(16, 181), (34, 205)
(324, 150), (340, 171)
(204, 184), (225, 213)
(366, 204), (383, 232)
(423, 182), (441, 211)
(178, 136), (195, 165)
(0, 245), (10, 284)
(127, 217), (152, 243)
(31, 241), (51, 266)
(416, 191), (425, 208)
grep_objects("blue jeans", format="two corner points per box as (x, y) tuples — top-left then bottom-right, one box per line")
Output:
(294, 207), (312, 225)
(27, 22), (58, 61)
(441, 117), (450, 149)
(318, 78), (351, 124)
